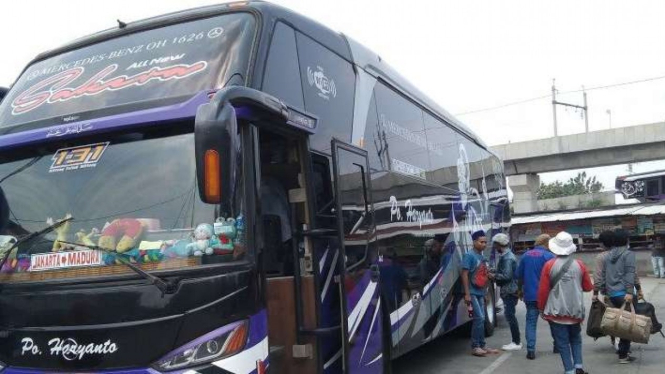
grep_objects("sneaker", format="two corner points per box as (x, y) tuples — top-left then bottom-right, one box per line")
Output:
(472, 348), (487, 357)
(619, 356), (637, 364)
(484, 347), (500, 354)
(575, 369), (588, 374)
(526, 351), (536, 360)
(502, 342), (523, 351)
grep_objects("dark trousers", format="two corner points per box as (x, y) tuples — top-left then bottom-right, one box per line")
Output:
(502, 294), (521, 344)
(610, 295), (635, 358)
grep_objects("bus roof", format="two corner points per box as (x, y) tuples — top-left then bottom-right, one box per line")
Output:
(27, 0), (488, 150)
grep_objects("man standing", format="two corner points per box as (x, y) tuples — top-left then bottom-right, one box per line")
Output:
(491, 233), (522, 351)
(602, 229), (638, 364)
(462, 230), (499, 357)
(592, 231), (643, 351)
(517, 233), (555, 359)
(651, 234), (665, 278)
(538, 232), (593, 374)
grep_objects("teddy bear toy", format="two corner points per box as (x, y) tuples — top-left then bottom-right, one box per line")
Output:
(214, 217), (236, 253)
(186, 223), (216, 256)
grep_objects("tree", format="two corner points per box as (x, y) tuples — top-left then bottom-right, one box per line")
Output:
(537, 172), (604, 200)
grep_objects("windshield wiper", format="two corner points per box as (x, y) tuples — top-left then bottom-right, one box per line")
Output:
(0, 216), (75, 276)
(59, 241), (177, 295)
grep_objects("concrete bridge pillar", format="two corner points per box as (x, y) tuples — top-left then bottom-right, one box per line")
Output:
(509, 173), (540, 214)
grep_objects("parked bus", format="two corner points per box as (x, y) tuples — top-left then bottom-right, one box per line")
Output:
(0, 1), (509, 373)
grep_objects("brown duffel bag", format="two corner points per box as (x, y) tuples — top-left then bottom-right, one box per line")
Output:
(601, 301), (652, 344)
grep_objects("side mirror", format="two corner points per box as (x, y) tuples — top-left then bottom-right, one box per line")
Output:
(0, 87), (8, 104)
(195, 101), (236, 205)
(194, 86), (318, 206)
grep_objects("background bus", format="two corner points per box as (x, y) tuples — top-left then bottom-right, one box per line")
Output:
(0, 1), (509, 373)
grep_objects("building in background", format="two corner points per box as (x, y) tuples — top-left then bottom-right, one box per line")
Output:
(510, 202), (665, 253)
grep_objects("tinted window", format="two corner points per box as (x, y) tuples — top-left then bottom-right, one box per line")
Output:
(647, 179), (659, 196)
(262, 22), (304, 109)
(362, 92), (387, 173)
(296, 32), (355, 152)
(0, 13), (256, 128)
(0, 128), (248, 283)
(374, 83), (428, 180)
(423, 112), (458, 191)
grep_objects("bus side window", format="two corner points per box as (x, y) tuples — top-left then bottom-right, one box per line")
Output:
(295, 32), (355, 152)
(262, 22), (305, 109)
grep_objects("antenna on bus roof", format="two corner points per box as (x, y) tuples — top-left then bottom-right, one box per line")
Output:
(117, 19), (127, 29)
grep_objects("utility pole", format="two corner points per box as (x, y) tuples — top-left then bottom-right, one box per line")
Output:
(551, 80), (589, 136)
(552, 80), (558, 137)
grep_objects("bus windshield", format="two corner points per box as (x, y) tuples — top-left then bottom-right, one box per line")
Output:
(0, 12), (255, 129)
(0, 128), (246, 284)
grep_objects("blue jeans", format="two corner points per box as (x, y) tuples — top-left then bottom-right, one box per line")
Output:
(502, 294), (521, 344)
(549, 322), (583, 374)
(525, 301), (539, 352)
(470, 294), (486, 349)
(610, 295), (634, 357)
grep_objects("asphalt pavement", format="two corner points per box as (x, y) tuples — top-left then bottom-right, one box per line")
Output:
(393, 277), (665, 374)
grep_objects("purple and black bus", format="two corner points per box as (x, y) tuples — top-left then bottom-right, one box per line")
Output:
(0, 1), (509, 373)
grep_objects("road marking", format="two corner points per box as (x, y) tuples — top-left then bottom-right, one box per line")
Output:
(478, 352), (511, 374)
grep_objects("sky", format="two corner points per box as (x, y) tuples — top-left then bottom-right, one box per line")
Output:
(1, 0), (664, 198)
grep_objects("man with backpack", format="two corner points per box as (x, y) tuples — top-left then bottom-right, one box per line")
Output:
(462, 230), (499, 357)
(592, 230), (643, 352)
(517, 233), (555, 359)
(537, 231), (593, 374)
(600, 229), (638, 364)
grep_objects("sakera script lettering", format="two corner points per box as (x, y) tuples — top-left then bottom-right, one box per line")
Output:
(11, 61), (208, 115)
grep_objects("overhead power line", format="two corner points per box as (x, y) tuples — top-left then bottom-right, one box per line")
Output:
(455, 74), (665, 116)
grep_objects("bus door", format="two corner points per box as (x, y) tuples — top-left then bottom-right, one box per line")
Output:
(331, 139), (384, 374)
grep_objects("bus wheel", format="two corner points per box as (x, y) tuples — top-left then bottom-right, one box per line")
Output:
(484, 286), (497, 337)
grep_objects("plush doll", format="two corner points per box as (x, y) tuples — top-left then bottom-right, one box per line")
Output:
(102, 252), (117, 265)
(47, 213), (72, 252)
(186, 223), (215, 256)
(139, 249), (164, 263)
(1, 254), (30, 273)
(214, 217), (236, 252)
(161, 240), (192, 258)
(98, 219), (144, 253)
(76, 228), (98, 247)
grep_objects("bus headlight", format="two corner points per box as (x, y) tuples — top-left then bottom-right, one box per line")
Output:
(153, 320), (248, 370)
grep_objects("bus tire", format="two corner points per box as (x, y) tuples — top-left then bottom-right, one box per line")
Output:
(484, 285), (497, 337)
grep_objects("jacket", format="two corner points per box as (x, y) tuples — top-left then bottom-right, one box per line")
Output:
(516, 246), (555, 302)
(495, 249), (518, 297)
(593, 250), (641, 294)
(537, 257), (593, 323)
(603, 245), (636, 297)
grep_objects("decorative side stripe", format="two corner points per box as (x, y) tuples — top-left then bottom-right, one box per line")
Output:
(366, 353), (383, 366)
(324, 348), (343, 370)
(360, 298), (381, 364)
(348, 281), (377, 340)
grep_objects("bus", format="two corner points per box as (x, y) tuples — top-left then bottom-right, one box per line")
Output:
(0, 1), (509, 373)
